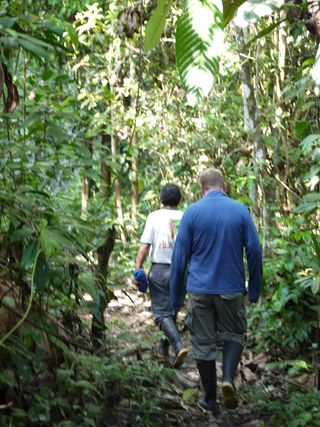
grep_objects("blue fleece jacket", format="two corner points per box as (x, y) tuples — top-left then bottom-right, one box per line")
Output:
(170, 191), (262, 313)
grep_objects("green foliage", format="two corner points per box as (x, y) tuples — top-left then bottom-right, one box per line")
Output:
(182, 387), (198, 404)
(144, 0), (173, 51)
(244, 384), (320, 427)
(247, 211), (320, 354)
(1, 0), (320, 424)
(0, 5), (74, 60)
(0, 338), (174, 426)
(0, 308), (180, 425)
(266, 359), (310, 376)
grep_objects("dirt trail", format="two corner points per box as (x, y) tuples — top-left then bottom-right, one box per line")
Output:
(105, 288), (266, 427)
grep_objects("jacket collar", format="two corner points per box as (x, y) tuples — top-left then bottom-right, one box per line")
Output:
(204, 190), (226, 198)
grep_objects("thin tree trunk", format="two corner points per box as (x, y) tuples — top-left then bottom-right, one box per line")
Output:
(81, 141), (93, 212)
(91, 133), (115, 348)
(273, 11), (290, 214)
(235, 27), (274, 254)
(128, 56), (140, 227)
(131, 141), (139, 227)
(109, 35), (126, 242)
(91, 227), (116, 347)
(101, 134), (111, 198)
(274, 11), (286, 102)
(111, 133), (126, 242)
(274, 11), (290, 183)
(81, 175), (90, 211)
(314, 304), (320, 390)
(235, 27), (262, 218)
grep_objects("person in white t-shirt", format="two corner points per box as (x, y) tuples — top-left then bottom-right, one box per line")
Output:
(135, 184), (188, 368)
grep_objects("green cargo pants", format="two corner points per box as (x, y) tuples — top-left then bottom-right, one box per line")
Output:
(185, 292), (247, 361)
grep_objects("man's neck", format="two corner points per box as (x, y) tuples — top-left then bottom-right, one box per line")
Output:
(202, 187), (224, 197)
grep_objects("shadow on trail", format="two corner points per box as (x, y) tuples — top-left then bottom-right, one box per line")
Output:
(103, 288), (270, 427)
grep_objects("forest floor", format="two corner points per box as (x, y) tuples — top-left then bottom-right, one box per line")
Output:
(102, 287), (282, 427)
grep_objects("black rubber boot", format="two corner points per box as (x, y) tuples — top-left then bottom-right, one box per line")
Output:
(196, 360), (220, 416)
(159, 316), (188, 368)
(157, 338), (170, 362)
(222, 341), (243, 409)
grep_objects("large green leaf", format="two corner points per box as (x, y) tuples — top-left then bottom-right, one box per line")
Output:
(176, 0), (224, 105)
(3, 29), (55, 59)
(144, 0), (173, 51)
(0, 17), (18, 29)
(17, 38), (50, 60)
(301, 134), (320, 156)
(21, 240), (40, 269)
(47, 123), (69, 142)
(40, 227), (73, 258)
(311, 277), (320, 295)
(33, 251), (49, 291)
(10, 227), (34, 243)
(222, 0), (247, 25)
(16, 33), (56, 49)
(65, 22), (79, 48)
(294, 192), (320, 215)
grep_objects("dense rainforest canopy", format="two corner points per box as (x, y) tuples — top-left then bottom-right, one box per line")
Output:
(0, 0), (319, 426)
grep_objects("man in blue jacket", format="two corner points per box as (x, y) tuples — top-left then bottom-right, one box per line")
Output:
(170, 168), (262, 414)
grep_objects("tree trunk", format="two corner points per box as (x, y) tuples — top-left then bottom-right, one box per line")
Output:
(235, 27), (274, 254)
(111, 133), (126, 242)
(273, 10), (290, 190)
(128, 55), (140, 227)
(81, 141), (93, 212)
(100, 134), (112, 198)
(315, 308), (320, 390)
(91, 133), (115, 348)
(91, 227), (116, 347)
(131, 145), (139, 227)
(81, 175), (90, 211)
(109, 34), (126, 242)
(274, 11), (286, 103)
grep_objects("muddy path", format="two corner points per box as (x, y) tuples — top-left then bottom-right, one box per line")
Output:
(103, 288), (269, 427)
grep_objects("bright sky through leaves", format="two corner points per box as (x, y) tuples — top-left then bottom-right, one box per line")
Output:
(233, 0), (284, 28)
(177, 0), (224, 106)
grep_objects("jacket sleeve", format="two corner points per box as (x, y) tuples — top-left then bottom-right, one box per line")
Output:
(170, 210), (192, 313)
(243, 208), (263, 303)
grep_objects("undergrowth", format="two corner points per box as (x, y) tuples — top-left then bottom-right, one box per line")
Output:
(242, 384), (320, 427)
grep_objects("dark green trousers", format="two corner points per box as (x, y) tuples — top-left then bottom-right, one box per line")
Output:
(185, 292), (246, 361)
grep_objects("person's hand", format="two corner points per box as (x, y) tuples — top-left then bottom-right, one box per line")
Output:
(133, 277), (140, 288)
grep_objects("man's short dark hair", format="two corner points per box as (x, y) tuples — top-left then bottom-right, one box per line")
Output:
(199, 168), (225, 191)
(160, 184), (181, 207)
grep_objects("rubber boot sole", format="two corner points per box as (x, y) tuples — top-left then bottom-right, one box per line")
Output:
(172, 348), (188, 368)
(222, 382), (238, 409)
(156, 353), (170, 364)
(197, 400), (211, 414)
(197, 399), (221, 416)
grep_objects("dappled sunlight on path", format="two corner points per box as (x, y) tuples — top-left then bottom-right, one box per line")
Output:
(104, 288), (269, 426)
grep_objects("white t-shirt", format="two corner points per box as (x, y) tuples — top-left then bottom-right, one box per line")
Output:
(140, 208), (183, 264)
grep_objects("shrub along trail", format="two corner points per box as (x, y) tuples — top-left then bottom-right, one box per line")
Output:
(102, 287), (272, 427)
